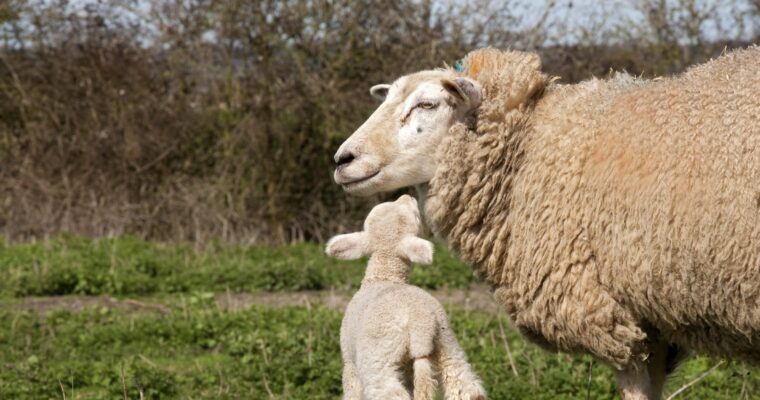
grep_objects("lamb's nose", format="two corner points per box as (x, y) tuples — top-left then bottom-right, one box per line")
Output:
(335, 152), (355, 168)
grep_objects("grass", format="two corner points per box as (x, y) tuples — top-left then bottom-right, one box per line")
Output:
(0, 235), (476, 297)
(1, 236), (758, 399)
(1, 300), (757, 399)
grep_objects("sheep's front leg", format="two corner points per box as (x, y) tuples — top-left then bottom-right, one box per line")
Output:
(342, 361), (362, 400)
(644, 340), (669, 400)
(614, 363), (652, 400)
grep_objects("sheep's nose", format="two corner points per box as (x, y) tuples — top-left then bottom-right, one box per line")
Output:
(335, 151), (355, 169)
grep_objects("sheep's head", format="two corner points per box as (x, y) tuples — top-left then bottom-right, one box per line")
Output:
(325, 194), (433, 264)
(334, 49), (550, 197)
(333, 70), (482, 196)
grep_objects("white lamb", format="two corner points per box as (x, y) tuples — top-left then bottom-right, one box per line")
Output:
(326, 194), (486, 400)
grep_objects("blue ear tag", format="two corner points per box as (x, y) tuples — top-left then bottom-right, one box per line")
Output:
(454, 60), (464, 73)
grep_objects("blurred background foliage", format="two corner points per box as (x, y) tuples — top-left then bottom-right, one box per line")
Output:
(0, 0), (757, 244)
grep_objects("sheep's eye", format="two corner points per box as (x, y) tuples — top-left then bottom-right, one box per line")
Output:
(418, 101), (437, 110)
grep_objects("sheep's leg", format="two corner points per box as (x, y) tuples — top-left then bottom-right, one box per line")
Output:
(614, 363), (652, 400)
(342, 361), (362, 400)
(642, 340), (687, 400)
(645, 340), (669, 400)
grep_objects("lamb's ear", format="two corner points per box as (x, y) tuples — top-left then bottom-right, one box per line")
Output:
(369, 84), (391, 101)
(442, 77), (482, 109)
(398, 236), (434, 265)
(325, 232), (368, 260)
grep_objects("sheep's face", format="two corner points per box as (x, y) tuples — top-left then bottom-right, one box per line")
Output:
(325, 195), (433, 264)
(334, 70), (482, 196)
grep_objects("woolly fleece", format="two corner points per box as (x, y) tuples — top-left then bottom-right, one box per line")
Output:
(424, 47), (760, 369)
(330, 195), (486, 399)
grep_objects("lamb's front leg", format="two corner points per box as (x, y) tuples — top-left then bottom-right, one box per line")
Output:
(342, 361), (362, 400)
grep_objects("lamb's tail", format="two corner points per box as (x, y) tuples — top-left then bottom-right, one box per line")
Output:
(413, 356), (437, 400)
(437, 323), (487, 400)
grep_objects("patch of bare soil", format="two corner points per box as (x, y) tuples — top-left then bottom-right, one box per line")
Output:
(0, 296), (171, 315)
(1, 284), (502, 315)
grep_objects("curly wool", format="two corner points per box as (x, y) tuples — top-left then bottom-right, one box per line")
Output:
(424, 47), (760, 369)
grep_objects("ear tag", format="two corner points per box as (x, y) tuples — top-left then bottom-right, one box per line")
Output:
(454, 60), (464, 73)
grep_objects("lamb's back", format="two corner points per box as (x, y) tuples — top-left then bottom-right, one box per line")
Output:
(341, 282), (445, 362)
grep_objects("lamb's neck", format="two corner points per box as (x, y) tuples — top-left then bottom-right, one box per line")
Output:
(362, 252), (411, 284)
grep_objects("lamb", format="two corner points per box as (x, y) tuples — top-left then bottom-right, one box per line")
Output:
(332, 46), (760, 400)
(326, 194), (486, 400)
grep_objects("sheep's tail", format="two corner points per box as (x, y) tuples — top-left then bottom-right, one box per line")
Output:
(413, 356), (437, 400)
(436, 323), (487, 400)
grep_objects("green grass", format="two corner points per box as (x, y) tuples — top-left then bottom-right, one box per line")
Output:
(1, 236), (758, 399)
(0, 235), (476, 297)
(1, 301), (757, 399)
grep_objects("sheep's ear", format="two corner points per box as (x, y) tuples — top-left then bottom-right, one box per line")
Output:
(369, 84), (391, 101)
(442, 77), (482, 109)
(326, 232), (368, 260)
(399, 236), (433, 265)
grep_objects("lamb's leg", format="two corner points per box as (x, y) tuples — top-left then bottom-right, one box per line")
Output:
(435, 320), (486, 400)
(359, 367), (410, 400)
(412, 357), (437, 400)
(356, 354), (410, 400)
(614, 363), (652, 400)
(342, 361), (362, 400)
(409, 327), (437, 400)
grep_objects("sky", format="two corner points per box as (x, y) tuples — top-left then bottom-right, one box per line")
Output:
(15, 0), (760, 46)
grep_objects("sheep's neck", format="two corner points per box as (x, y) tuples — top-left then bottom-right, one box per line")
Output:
(363, 252), (411, 284)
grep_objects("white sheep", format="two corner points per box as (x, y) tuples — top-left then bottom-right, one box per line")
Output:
(332, 46), (760, 400)
(326, 194), (486, 400)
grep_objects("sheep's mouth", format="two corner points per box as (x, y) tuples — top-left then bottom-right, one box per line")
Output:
(341, 170), (381, 190)
(340, 170), (381, 196)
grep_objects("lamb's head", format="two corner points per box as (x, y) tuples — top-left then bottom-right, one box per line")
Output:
(333, 70), (482, 196)
(325, 194), (433, 264)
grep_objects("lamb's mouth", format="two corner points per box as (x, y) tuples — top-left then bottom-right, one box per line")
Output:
(341, 170), (381, 189)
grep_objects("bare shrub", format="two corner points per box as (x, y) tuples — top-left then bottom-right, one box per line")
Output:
(0, 0), (756, 243)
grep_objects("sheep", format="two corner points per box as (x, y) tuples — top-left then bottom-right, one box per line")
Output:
(332, 46), (760, 400)
(326, 194), (486, 400)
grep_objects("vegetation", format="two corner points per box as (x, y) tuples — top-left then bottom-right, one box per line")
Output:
(0, 0), (757, 244)
(0, 236), (758, 399)
(2, 301), (758, 399)
(0, 235), (475, 297)
(0, 1), (758, 398)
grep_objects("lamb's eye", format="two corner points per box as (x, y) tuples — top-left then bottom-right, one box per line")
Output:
(418, 101), (437, 110)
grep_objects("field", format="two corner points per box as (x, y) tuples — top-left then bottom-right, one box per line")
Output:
(1, 236), (758, 399)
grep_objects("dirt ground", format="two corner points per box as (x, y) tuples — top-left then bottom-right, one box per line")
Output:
(0, 284), (503, 315)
